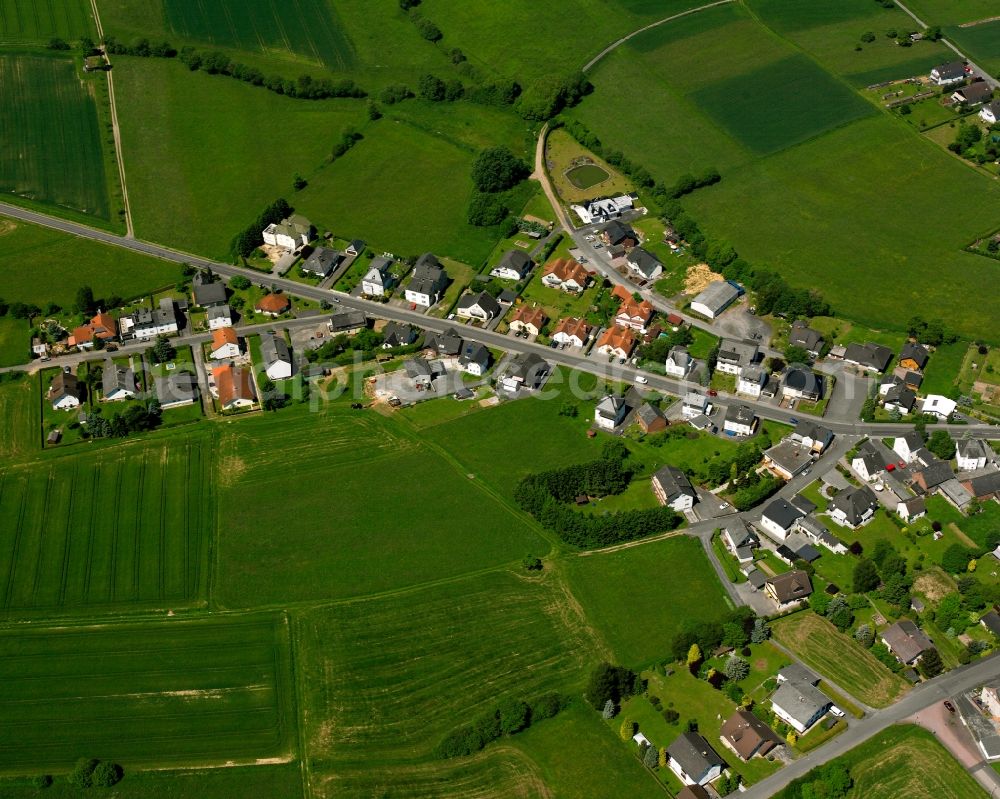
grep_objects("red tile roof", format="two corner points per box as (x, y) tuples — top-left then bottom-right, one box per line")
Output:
(255, 293), (291, 314)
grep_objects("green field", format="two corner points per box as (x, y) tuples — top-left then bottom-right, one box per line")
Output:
(298, 569), (604, 798)
(0, 378), (37, 459)
(0, 432), (213, 615)
(947, 20), (1000, 74)
(0, 0), (93, 43)
(906, 0), (1000, 25)
(561, 535), (732, 667)
(214, 406), (549, 606)
(776, 724), (985, 799)
(0, 613), (295, 772)
(0, 317), (29, 367)
(162, 0), (354, 69)
(0, 54), (111, 220)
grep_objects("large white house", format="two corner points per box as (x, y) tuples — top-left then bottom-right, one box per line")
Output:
(404, 254), (450, 307)
(929, 60), (967, 86)
(361, 256), (396, 297)
(260, 333), (293, 381)
(651, 466), (697, 512)
(119, 298), (178, 340)
(595, 394), (628, 430)
(981, 100), (1000, 125)
(922, 394), (957, 420)
(665, 346), (693, 378)
(956, 437), (991, 471)
(262, 214), (312, 251)
(569, 194), (634, 225)
(737, 365), (768, 398)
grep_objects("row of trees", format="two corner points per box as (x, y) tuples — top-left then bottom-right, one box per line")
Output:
(433, 693), (563, 758)
(467, 146), (531, 228)
(230, 197), (292, 259)
(80, 400), (163, 440)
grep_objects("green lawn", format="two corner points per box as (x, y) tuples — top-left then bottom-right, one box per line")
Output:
(0, 613), (295, 773)
(561, 536), (732, 667)
(919, 340), (968, 396)
(0, 317), (29, 367)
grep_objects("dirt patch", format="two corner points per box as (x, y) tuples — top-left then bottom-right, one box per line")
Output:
(217, 455), (247, 487)
(947, 522), (978, 548)
(0, 219), (17, 237)
(683, 263), (724, 295)
(259, 243), (286, 264)
(914, 569), (957, 602)
(960, 15), (1000, 27)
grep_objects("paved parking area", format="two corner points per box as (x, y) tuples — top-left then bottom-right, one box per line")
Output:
(371, 361), (472, 404)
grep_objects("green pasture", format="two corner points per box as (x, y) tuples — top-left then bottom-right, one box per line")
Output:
(0, 377), (36, 459)
(0, 54), (111, 220)
(214, 406), (548, 606)
(297, 569), (599, 795)
(905, 0), (1000, 25)
(0, 432), (213, 615)
(0, 613), (295, 773)
(947, 20), (1000, 74)
(560, 535), (732, 667)
(0, 0), (93, 43)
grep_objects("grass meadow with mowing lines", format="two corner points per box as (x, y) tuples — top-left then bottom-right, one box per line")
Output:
(0, 613), (295, 773)
(0, 378), (36, 459)
(298, 569), (604, 797)
(0, 54), (111, 220)
(162, 0), (355, 70)
(771, 612), (909, 708)
(0, 317), (29, 367)
(560, 535), (731, 667)
(906, 0), (1000, 25)
(0, 217), (180, 307)
(0, 0), (93, 43)
(947, 20), (1000, 73)
(0, 433), (213, 616)
(214, 406), (548, 606)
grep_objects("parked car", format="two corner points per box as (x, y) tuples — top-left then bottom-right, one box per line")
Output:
(789, 417), (798, 424)
(944, 701), (956, 713)
(707, 389), (718, 397)
(635, 375), (648, 385)
(829, 706), (845, 718)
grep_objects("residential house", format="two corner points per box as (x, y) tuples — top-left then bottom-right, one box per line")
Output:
(300, 247), (342, 278)
(595, 394), (628, 430)
(894, 367), (924, 392)
(425, 328), (464, 357)
(883, 384), (917, 415)
(260, 334), (293, 381)
(499, 352), (550, 393)
(981, 99), (1000, 125)
(716, 339), (759, 375)
(635, 402), (667, 433)
(361, 256), (396, 297)
(404, 253), (450, 307)
(851, 440), (885, 483)
(980, 611), (1000, 638)
(31, 338), (49, 359)
(790, 420), (834, 454)
(101, 363), (136, 402)
(210, 327), (241, 360)
(893, 432), (924, 463)
(940, 478), (974, 512)
(665, 346), (694, 378)
(458, 342), (490, 376)
(760, 498), (804, 542)
(666, 732), (725, 787)
(843, 342), (893, 373)
(48, 369), (81, 410)
(897, 496), (926, 522)
(781, 367), (823, 402)
(155, 372), (198, 409)
(829, 485), (879, 528)
(192, 274), (228, 307)
(569, 194), (634, 225)
(771, 667), (830, 733)
(595, 326), (637, 360)
(788, 321), (824, 358)
(737, 365), (768, 398)
(456, 291), (501, 322)
(508, 305), (547, 338)
(881, 620), (934, 666)
(911, 460), (955, 493)
(541, 258), (589, 293)
(723, 519), (758, 563)
(612, 285), (655, 332)
(68, 310), (118, 349)
(766, 569), (812, 609)
(405, 357), (434, 389)
(207, 304), (233, 330)
(720, 709), (782, 761)
(898, 342), (929, 371)
(490, 250), (533, 281)
(930, 60), (967, 85)
(790, 493), (817, 516)
(795, 515), (847, 554)
(682, 392), (712, 419)
(722, 404), (756, 437)
(262, 214), (312, 250)
(963, 472), (1000, 501)
(599, 220), (638, 250)
(763, 439), (814, 480)
(381, 322), (418, 349)
(551, 317), (592, 348)
(956, 437), (991, 471)
(922, 394), (957, 420)
(625, 247), (663, 281)
(120, 298), (178, 340)
(952, 81), (992, 105)
(328, 310), (367, 336)
(690, 281), (739, 319)
(651, 465), (697, 512)
(255, 293), (291, 317)
(676, 786), (710, 799)
(346, 239), (366, 257)
(212, 364), (256, 410)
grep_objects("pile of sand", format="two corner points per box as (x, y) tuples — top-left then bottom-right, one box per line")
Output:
(683, 263), (724, 295)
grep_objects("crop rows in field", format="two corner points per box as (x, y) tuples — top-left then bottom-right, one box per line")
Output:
(0, 436), (212, 615)
(0, 613), (295, 772)
(0, 0), (92, 44)
(162, 0), (355, 70)
(0, 54), (110, 219)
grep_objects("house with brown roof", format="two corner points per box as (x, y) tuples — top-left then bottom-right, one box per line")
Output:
(508, 305), (548, 337)
(551, 317), (592, 348)
(881, 620), (934, 666)
(68, 311), (118, 349)
(636, 402), (667, 434)
(541, 258), (590, 293)
(595, 326), (637, 360)
(210, 327), (241, 360)
(48, 369), (81, 410)
(612, 285), (655, 332)
(720, 708), (782, 761)
(765, 570), (812, 608)
(255, 293), (291, 317)
(212, 364), (256, 410)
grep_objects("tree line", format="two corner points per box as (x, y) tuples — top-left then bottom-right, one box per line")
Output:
(230, 197), (292, 259)
(433, 693), (564, 758)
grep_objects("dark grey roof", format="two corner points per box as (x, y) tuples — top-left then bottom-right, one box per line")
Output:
(844, 342), (893, 372)
(830, 485), (878, 525)
(884, 384), (916, 409)
(899, 496), (926, 516)
(600, 220), (636, 245)
(328, 309), (367, 332)
(763, 498), (804, 530)
(882, 620), (933, 663)
(425, 328), (464, 356)
(367, 256), (394, 277)
(405, 357), (432, 378)
(626, 246), (662, 278)
(495, 249), (532, 276)
(102, 362), (135, 396)
(407, 254), (448, 296)
(301, 247), (342, 277)
(746, 569), (766, 589)
(724, 403), (756, 426)
(459, 342), (490, 367)
(790, 493), (817, 515)
(782, 367), (822, 397)
(457, 291), (501, 317)
(898, 431), (924, 450)
(934, 60), (966, 79)
(772, 679), (829, 727)
(967, 472), (1000, 498)
(207, 304), (232, 321)
(792, 420), (833, 446)
(260, 333), (291, 367)
(718, 338), (759, 367)
(382, 322), (417, 347)
(193, 277), (227, 306)
(766, 569), (812, 603)
(635, 402), (665, 428)
(724, 518), (756, 548)
(788, 320), (823, 352)
(957, 437), (990, 461)
(913, 461), (955, 490)
(504, 352), (549, 385)
(667, 732), (725, 780)
(652, 465), (696, 503)
(958, 81), (992, 103)
(981, 610), (1000, 637)
(899, 341), (929, 368)
(348, 238), (366, 253)
(154, 372), (198, 406)
(778, 663), (819, 686)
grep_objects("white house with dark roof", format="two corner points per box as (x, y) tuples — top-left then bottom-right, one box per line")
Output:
(956, 437), (991, 471)
(362, 256), (396, 297)
(781, 367), (823, 402)
(790, 420), (833, 454)
(930, 60), (967, 86)
(788, 320), (824, 358)
(760, 498), (804, 542)
(491, 250), (533, 281)
(723, 404), (756, 437)
(456, 291), (501, 322)
(300, 247), (342, 278)
(667, 732), (725, 786)
(207, 304), (233, 330)
(595, 394), (628, 430)
(851, 440), (885, 483)
(260, 333), (293, 381)
(829, 485), (879, 528)
(897, 496), (926, 522)
(952, 81), (992, 106)
(683, 392), (712, 419)
(981, 99), (1000, 125)
(893, 432), (924, 463)
(404, 253), (449, 307)
(881, 620), (934, 665)
(771, 668), (830, 733)
(716, 339), (759, 375)
(651, 465), (697, 511)
(459, 342), (491, 376)
(737, 365), (768, 398)
(101, 362), (136, 402)
(665, 346), (694, 378)
(625, 247), (663, 281)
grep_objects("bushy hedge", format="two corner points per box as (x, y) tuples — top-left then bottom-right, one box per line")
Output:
(433, 694), (564, 758)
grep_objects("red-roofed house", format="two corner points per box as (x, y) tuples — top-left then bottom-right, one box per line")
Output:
(541, 258), (590, 293)
(255, 293), (291, 316)
(68, 311), (118, 349)
(612, 285), (655, 332)
(596, 326), (637, 360)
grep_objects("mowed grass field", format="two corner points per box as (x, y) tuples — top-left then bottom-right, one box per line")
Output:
(771, 613), (909, 708)
(0, 432), (214, 615)
(560, 535), (732, 667)
(0, 217), (180, 307)
(162, 0), (355, 70)
(0, 0), (93, 44)
(0, 54), (111, 220)
(0, 378), (37, 458)
(776, 724), (985, 799)
(905, 0), (1000, 25)
(0, 613), (296, 773)
(297, 569), (607, 798)
(947, 20), (1000, 74)
(214, 407), (549, 606)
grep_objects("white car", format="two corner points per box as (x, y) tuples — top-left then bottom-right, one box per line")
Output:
(634, 375), (648, 385)
(829, 706), (845, 718)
